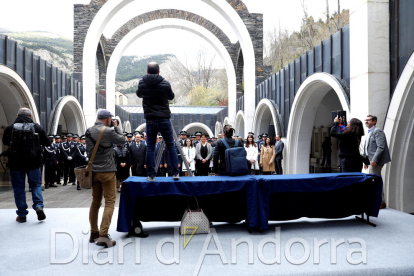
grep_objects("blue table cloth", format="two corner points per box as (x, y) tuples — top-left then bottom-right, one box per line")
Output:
(117, 175), (258, 232)
(256, 173), (383, 229)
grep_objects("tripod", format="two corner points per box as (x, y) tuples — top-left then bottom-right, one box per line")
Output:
(154, 125), (193, 177)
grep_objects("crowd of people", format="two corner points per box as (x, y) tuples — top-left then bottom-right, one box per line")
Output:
(1, 61), (391, 247)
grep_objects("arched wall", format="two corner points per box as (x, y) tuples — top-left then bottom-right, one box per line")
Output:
(234, 110), (245, 137)
(81, 0), (256, 133)
(223, 117), (230, 126)
(253, 99), (281, 139)
(215, 121), (223, 137)
(47, 95), (87, 136)
(106, 18), (236, 126)
(182, 122), (214, 138)
(124, 120), (132, 133)
(384, 52), (414, 213)
(285, 73), (350, 175)
(136, 123), (146, 132)
(0, 64), (40, 125)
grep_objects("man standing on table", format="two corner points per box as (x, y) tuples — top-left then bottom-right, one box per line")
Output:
(86, 109), (126, 247)
(136, 62), (180, 181)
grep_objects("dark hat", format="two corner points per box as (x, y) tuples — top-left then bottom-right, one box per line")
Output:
(48, 135), (54, 139)
(80, 135), (86, 140)
(126, 133), (133, 138)
(73, 134), (79, 138)
(97, 109), (114, 119)
(191, 135), (196, 138)
(55, 135), (61, 139)
(248, 132), (254, 136)
(195, 131), (202, 136)
(157, 135), (163, 138)
(62, 135), (67, 139)
(179, 130), (187, 135)
(262, 133), (268, 138)
(208, 139), (213, 143)
(66, 133), (73, 137)
(123, 132), (127, 135)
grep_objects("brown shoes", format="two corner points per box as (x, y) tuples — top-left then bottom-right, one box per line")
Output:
(96, 234), (116, 248)
(89, 231), (100, 243)
(16, 216), (27, 223)
(380, 203), (387, 209)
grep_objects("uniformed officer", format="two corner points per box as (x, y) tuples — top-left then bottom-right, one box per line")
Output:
(53, 135), (63, 185)
(61, 133), (76, 185)
(179, 130), (187, 147)
(44, 135), (59, 189)
(193, 131), (202, 147)
(74, 135), (89, 190)
(125, 133), (134, 149)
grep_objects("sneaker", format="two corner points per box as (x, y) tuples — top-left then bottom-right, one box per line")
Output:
(16, 216), (26, 223)
(172, 174), (180, 180)
(96, 234), (116, 248)
(35, 207), (46, 221)
(147, 176), (155, 182)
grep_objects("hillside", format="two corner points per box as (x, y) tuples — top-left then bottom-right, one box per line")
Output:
(0, 31), (175, 93)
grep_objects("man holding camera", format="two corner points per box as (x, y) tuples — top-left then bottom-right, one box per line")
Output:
(86, 109), (127, 247)
(2, 108), (50, 223)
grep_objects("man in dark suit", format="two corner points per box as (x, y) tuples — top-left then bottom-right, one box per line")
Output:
(129, 134), (147, 176)
(274, 135), (284, 175)
(363, 115), (391, 209)
(61, 133), (76, 186)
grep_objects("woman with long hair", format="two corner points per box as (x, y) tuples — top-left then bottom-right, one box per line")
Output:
(182, 138), (196, 176)
(195, 134), (212, 176)
(245, 134), (259, 175)
(260, 137), (276, 175)
(330, 116), (365, 172)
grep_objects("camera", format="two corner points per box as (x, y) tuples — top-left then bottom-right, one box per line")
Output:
(331, 110), (346, 124)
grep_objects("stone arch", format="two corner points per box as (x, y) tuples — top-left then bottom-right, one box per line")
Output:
(96, 40), (107, 97)
(234, 110), (245, 137)
(136, 123), (146, 132)
(105, 18), (237, 124)
(235, 46), (244, 97)
(78, 0), (257, 131)
(0, 64), (40, 125)
(0, 64), (40, 157)
(253, 98), (282, 139)
(285, 73), (350, 175)
(47, 95), (87, 136)
(223, 117), (230, 126)
(384, 53), (414, 213)
(123, 120), (132, 133)
(183, 122), (214, 137)
(215, 121), (223, 137)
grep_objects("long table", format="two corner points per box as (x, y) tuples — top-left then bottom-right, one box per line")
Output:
(116, 175), (258, 232)
(116, 173), (382, 233)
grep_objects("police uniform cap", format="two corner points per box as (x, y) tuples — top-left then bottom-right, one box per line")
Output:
(248, 132), (254, 136)
(191, 135), (196, 138)
(80, 135), (86, 140)
(126, 133), (133, 138)
(262, 133), (268, 138)
(179, 130), (187, 135)
(48, 135), (54, 138)
(55, 135), (61, 139)
(73, 134), (79, 138)
(195, 131), (202, 136)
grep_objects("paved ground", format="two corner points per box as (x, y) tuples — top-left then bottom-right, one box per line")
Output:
(0, 183), (121, 209)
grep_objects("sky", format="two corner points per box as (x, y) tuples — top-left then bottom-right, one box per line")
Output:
(0, 0), (352, 68)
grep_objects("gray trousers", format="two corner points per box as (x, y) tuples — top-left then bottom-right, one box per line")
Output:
(368, 163), (385, 203)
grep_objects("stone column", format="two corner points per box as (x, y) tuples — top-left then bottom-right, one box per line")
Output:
(350, 0), (390, 129)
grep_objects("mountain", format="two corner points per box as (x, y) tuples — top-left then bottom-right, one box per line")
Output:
(0, 31), (175, 94)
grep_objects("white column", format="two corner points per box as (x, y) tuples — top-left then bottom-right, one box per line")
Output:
(350, 0), (390, 129)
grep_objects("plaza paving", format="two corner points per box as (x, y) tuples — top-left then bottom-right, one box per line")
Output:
(1, 183), (414, 276)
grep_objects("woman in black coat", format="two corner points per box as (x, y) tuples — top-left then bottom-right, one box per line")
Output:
(114, 144), (130, 192)
(330, 117), (365, 172)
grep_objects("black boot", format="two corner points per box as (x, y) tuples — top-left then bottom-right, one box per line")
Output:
(77, 185), (81, 190)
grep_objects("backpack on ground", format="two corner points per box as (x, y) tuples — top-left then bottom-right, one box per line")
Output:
(10, 123), (40, 159)
(221, 139), (249, 176)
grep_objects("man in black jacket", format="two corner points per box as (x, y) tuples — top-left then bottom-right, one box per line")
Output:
(136, 62), (180, 181)
(213, 125), (244, 176)
(129, 134), (147, 176)
(2, 108), (50, 223)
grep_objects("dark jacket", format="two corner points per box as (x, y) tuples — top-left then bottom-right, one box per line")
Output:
(2, 116), (50, 170)
(136, 74), (174, 119)
(330, 122), (361, 159)
(275, 140), (284, 160)
(129, 141), (146, 176)
(43, 145), (58, 167)
(213, 137), (244, 174)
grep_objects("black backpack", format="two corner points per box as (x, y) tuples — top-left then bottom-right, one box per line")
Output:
(10, 123), (40, 159)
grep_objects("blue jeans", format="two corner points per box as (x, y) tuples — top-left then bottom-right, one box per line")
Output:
(146, 119), (180, 177)
(10, 168), (44, 217)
